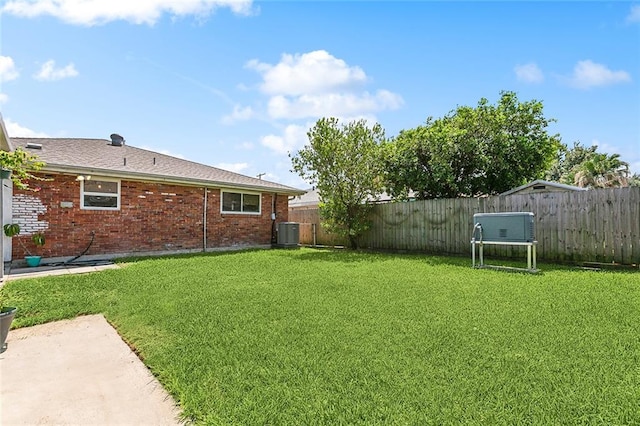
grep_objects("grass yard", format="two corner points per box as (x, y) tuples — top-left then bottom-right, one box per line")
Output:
(2, 248), (639, 424)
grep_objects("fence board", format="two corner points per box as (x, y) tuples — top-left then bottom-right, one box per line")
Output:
(632, 188), (640, 264)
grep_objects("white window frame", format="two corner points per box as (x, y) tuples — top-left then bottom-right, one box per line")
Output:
(81, 178), (121, 211)
(221, 190), (261, 215)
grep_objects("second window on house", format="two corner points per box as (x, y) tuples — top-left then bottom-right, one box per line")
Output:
(221, 191), (260, 214)
(81, 179), (120, 210)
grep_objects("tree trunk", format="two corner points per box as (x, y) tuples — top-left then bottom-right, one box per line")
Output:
(348, 234), (358, 249)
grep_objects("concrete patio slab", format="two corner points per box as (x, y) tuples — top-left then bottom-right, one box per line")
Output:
(0, 314), (183, 425)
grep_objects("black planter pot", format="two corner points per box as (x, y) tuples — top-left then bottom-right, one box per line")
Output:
(1, 307), (17, 354)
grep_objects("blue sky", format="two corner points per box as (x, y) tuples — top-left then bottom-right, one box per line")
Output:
(1, 1), (638, 189)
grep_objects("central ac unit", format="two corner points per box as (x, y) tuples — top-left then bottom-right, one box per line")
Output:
(276, 222), (300, 248)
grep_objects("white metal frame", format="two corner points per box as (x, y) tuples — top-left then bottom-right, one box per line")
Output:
(220, 190), (261, 215)
(471, 239), (538, 273)
(80, 178), (121, 211)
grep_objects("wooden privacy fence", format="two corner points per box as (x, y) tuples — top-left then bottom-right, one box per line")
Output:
(289, 187), (640, 265)
(289, 209), (347, 247)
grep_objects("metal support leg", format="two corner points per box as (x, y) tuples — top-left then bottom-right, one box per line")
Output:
(527, 245), (532, 270)
(472, 241), (476, 267)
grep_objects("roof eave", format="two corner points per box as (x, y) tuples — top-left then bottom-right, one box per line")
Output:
(0, 114), (13, 152)
(42, 164), (306, 196)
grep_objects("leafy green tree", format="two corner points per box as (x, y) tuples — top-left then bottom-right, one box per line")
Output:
(0, 148), (45, 190)
(383, 116), (482, 199)
(384, 91), (562, 199)
(290, 118), (386, 249)
(546, 141), (598, 184)
(546, 142), (635, 188)
(574, 152), (630, 188)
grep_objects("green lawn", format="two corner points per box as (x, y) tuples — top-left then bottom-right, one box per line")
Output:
(2, 248), (639, 424)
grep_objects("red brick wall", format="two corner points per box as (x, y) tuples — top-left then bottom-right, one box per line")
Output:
(206, 188), (289, 249)
(10, 173), (290, 259)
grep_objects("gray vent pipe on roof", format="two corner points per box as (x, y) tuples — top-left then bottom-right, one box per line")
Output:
(110, 133), (125, 146)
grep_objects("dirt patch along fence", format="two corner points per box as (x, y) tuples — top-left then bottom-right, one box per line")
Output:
(289, 187), (640, 265)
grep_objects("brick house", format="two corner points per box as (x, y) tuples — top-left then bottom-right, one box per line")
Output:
(4, 134), (304, 262)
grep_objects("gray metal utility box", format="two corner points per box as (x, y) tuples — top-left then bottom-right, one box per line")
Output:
(276, 222), (300, 248)
(473, 212), (535, 243)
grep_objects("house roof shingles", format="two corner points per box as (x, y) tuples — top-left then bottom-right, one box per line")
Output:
(11, 137), (304, 195)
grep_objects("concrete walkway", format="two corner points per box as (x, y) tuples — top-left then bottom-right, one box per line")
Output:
(1, 315), (183, 425)
(4, 261), (121, 282)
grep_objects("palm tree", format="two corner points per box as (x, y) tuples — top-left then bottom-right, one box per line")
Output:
(574, 153), (630, 188)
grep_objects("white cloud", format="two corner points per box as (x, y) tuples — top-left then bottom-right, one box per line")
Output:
(246, 50), (404, 123)
(215, 162), (249, 173)
(221, 104), (254, 124)
(139, 145), (186, 159)
(566, 60), (631, 89)
(337, 114), (381, 128)
(260, 124), (309, 155)
(592, 139), (639, 175)
(626, 5), (640, 23)
(267, 90), (403, 120)
(0, 56), (19, 82)
(1, 0), (255, 26)
(34, 60), (79, 81)
(274, 168), (308, 188)
(0, 93), (8, 104)
(591, 139), (614, 153)
(246, 50), (367, 96)
(514, 62), (544, 83)
(158, 149), (185, 159)
(4, 119), (50, 138)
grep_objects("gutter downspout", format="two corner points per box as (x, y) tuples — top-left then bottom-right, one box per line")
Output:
(271, 193), (277, 245)
(0, 114), (10, 281)
(203, 187), (208, 252)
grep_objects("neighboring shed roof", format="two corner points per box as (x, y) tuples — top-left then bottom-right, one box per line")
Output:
(289, 188), (413, 208)
(11, 137), (304, 195)
(500, 179), (586, 196)
(289, 188), (318, 208)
